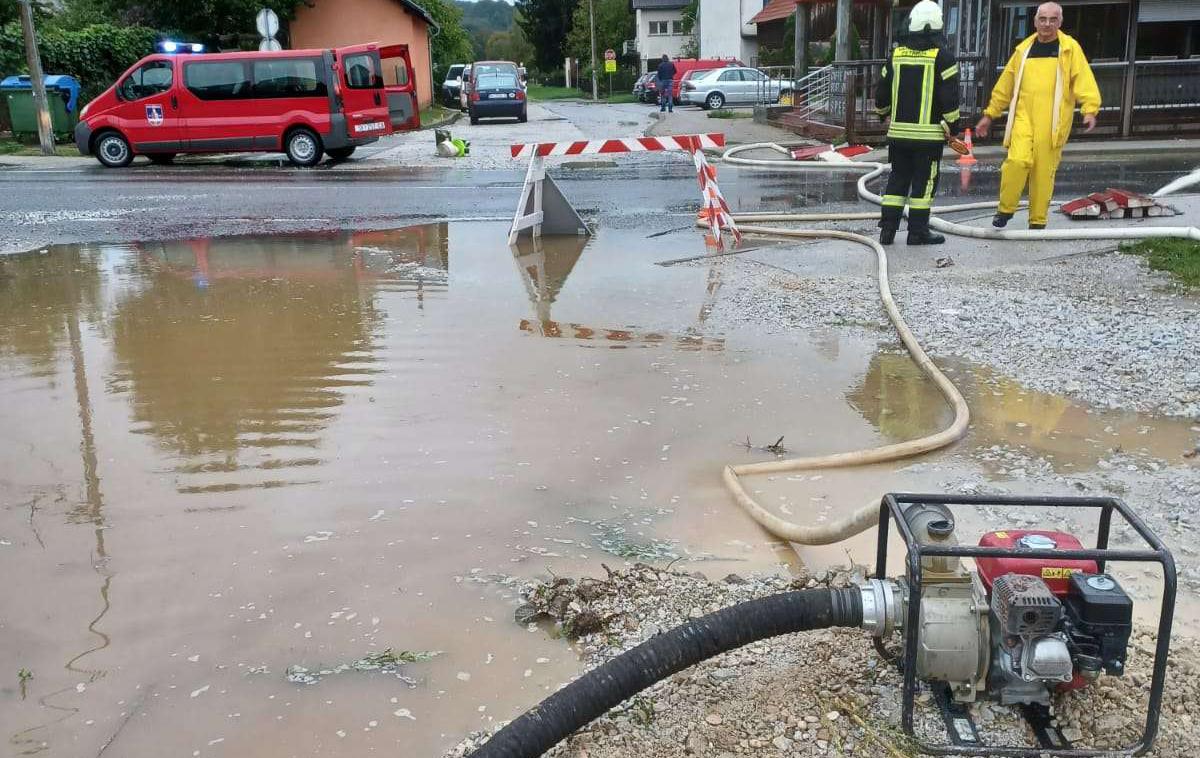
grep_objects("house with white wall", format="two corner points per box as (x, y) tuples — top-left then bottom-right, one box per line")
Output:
(698, 0), (763, 64)
(631, 0), (691, 72)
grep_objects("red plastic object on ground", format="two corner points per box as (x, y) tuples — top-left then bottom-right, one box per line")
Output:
(789, 144), (871, 161)
(975, 529), (1099, 596)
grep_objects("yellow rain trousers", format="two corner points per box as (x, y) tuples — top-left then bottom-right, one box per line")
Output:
(998, 57), (1060, 226)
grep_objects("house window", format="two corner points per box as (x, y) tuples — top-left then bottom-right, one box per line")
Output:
(671, 20), (684, 35)
(649, 20), (669, 35)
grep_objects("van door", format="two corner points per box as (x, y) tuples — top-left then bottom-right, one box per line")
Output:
(178, 58), (257, 150)
(114, 58), (185, 152)
(334, 44), (391, 140)
(379, 44), (419, 131)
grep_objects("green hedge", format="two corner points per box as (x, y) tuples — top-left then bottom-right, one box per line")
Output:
(0, 23), (158, 104)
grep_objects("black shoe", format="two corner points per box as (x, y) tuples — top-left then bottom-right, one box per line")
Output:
(992, 212), (1013, 228)
(1029, 222), (1045, 230)
(907, 229), (946, 245)
(879, 226), (897, 245)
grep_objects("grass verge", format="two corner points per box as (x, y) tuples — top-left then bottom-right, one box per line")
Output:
(418, 105), (458, 130)
(0, 136), (61, 155)
(708, 109), (752, 119)
(1119, 238), (1200, 286)
(526, 85), (583, 101)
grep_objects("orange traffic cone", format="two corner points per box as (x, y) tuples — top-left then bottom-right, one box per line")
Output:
(957, 128), (977, 165)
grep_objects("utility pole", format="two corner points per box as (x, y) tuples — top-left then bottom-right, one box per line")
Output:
(588, 0), (598, 100)
(17, 0), (56, 155)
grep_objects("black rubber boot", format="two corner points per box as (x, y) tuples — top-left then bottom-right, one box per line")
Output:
(993, 212), (1013, 228)
(879, 206), (903, 245)
(907, 228), (946, 245)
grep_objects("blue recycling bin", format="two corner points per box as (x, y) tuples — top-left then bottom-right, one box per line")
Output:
(1, 74), (82, 139)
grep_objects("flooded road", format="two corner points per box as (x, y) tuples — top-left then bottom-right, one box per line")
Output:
(0, 222), (1193, 757)
(0, 223), (896, 757)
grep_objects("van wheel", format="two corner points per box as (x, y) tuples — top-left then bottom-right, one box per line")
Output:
(470, 114), (479, 125)
(285, 128), (323, 167)
(518, 109), (527, 123)
(148, 153), (176, 165)
(326, 146), (356, 161)
(704, 92), (725, 110)
(94, 131), (133, 168)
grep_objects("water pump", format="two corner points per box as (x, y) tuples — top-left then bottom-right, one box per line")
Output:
(470, 494), (1176, 758)
(859, 494), (1176, 755)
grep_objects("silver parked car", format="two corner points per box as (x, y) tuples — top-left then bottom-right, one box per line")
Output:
(679, 67), (796, 110)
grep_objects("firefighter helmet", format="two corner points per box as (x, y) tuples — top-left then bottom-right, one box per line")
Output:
(907, 0), (944, 33)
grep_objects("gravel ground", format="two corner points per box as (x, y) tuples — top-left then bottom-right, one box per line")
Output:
(447, 565), (1200, 757)
(708, 244), (1200, 419)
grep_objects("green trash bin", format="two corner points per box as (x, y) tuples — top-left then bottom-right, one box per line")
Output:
(1, 75), (82, 140)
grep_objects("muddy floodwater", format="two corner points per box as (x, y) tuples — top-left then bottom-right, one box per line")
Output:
(1, 222), (1193, 757)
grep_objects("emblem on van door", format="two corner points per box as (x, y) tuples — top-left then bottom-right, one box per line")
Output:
(146, 104), (164, 126)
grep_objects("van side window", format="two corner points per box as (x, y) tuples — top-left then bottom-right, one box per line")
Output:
(344, 53), (380, 89)
(118, 60), (173, 101)
(185, 61), (250, 100)
(253, 58), (327, 98)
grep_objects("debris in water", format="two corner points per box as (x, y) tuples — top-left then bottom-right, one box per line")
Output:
(190, 685), (210, 698)
(285, 648), (441, 685)
(304, 531), (333, 543)
(394, 708), (416, 720)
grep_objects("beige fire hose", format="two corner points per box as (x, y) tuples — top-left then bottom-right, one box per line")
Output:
(712, 144), (1200, 545)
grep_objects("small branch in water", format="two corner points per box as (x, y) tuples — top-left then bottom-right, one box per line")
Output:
(736, 435), (789, 455)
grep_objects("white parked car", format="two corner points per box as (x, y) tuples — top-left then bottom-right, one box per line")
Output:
(442, 63), (468, 107)
(679, 67), (796, 110)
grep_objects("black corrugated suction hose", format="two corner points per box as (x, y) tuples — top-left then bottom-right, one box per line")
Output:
(470, 587), (863, 758)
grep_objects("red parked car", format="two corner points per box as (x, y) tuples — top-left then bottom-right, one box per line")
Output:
(75, 43), (419, 168)
(663, 58), (742, 101)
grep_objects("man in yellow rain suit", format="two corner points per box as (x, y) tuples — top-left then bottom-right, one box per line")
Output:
(975, 2), (1101, 230)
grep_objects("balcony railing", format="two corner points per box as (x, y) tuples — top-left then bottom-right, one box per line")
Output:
(795, 57), (1200, 140)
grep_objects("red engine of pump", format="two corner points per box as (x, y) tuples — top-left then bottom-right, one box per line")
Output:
(976, 529), (1099, 596)
(977, 529), (1102, 691)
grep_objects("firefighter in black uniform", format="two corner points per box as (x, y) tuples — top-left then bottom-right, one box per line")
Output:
(873, 0), (961, 245)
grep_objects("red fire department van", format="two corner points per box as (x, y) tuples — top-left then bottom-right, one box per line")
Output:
(75, 43), (419, 168)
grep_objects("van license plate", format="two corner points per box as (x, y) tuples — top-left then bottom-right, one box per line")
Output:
(354, 121), (385, 133)
(489, 94), (509, 99)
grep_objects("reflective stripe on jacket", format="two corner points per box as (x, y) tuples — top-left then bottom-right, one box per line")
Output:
(875, 44), (961, 144)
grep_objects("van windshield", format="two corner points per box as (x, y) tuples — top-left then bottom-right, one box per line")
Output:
(446, 65), (464, 79)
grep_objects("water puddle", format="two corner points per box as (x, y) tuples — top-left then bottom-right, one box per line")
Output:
(1, 223), (1192, 756)
(849, 352), (1198, 471)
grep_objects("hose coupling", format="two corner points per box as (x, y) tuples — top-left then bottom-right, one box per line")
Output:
(858, 578), (900, 637)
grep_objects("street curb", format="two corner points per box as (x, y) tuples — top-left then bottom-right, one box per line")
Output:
(418, 110), (461, 131)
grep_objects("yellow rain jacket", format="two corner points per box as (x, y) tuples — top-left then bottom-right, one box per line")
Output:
(983, 31), (1101, 149)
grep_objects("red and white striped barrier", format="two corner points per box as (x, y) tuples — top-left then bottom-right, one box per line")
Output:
(693, 149), (741, 248)
(507, 133), (737, 248)
(510, 133), (725, 159)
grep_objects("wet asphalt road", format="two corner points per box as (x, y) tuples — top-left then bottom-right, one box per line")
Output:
(1, 147), (1196, 255)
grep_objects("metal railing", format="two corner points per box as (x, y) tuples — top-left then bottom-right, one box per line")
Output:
(753, 65), (796, 106)
(782, 54), (1200, 139)
(783, 65), (833, 121)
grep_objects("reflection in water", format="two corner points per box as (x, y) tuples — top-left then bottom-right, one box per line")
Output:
(1, 247), (112, 756)
(112, 234), (403, 492)
(848, 352), (1196, 469)
(0, 247), (103, 376)
(511, 236), (726, 351)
